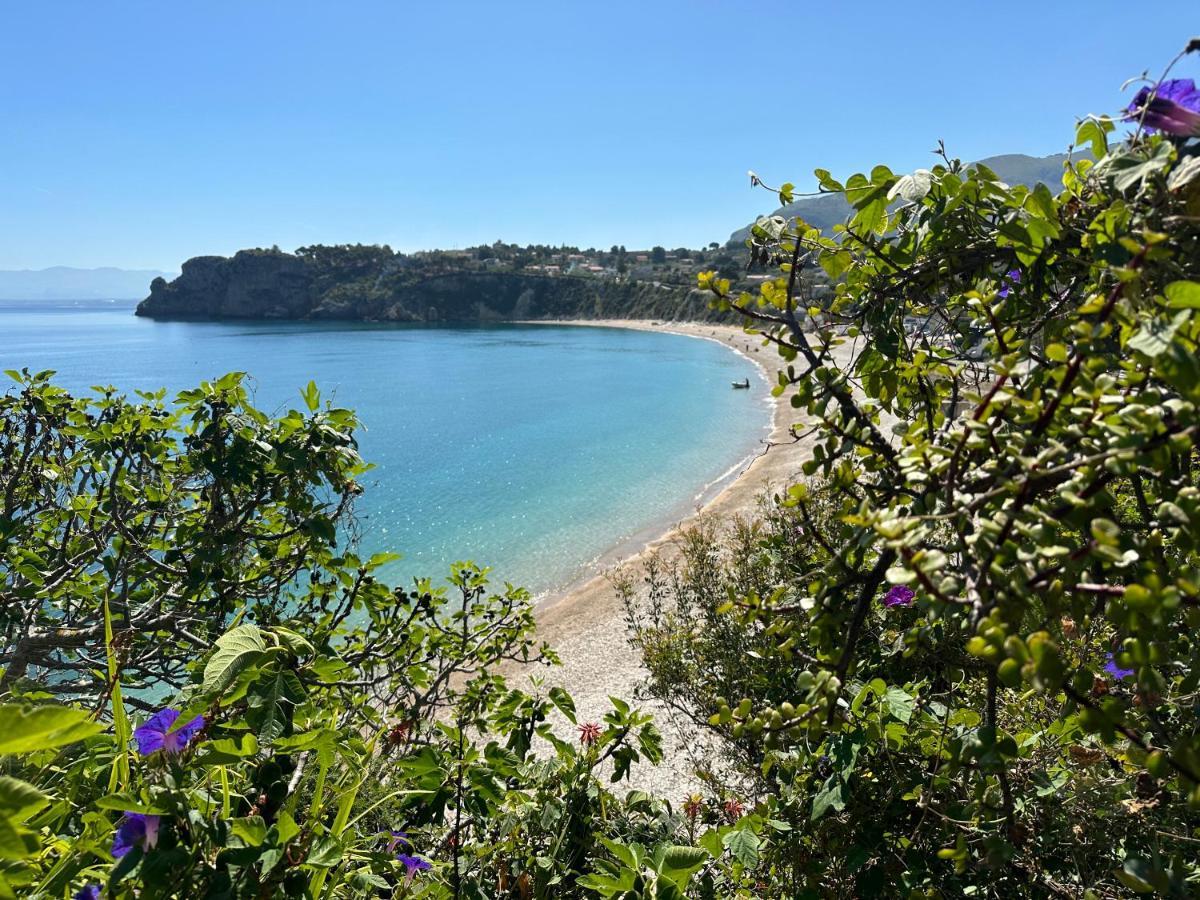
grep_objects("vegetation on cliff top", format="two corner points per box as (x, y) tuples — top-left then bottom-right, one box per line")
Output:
(134, 242), (803, 324)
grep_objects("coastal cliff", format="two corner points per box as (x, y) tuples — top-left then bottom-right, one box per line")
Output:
(135, 246), (716, 322)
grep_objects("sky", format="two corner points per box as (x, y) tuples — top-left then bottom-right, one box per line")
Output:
(0, 1), (1196, 271)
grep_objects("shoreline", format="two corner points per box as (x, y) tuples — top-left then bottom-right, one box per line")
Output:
(518, 319), (806, 634)
(510, 318), (817, 798)
(519, 319), (777, 608)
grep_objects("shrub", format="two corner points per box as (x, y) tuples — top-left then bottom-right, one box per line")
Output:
(0, 375), (666, 898)
(674, 52), (1200, 896)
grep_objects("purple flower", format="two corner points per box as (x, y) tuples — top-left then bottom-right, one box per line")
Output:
(134, 708), (205, 756)
(883, 585), (915, 608)
(73, 887), (101, 900)
(112, 813), (161, 858)
(1104, 653), (1134, 681)
(1124, 78), (1200, 136)
(998, 269), (1022, 299)
(398, 853), (432, 883)
(386, 830), (411, 853)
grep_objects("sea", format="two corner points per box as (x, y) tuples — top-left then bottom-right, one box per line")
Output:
(0, 299), (772, 599)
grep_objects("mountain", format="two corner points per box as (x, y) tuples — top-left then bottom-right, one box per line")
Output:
(135, 247), (713, 322)
(0, 266), (176, 300)
(727, 153), (1072, 245)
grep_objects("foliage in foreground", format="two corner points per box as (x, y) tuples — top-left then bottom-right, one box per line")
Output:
(0, 375), (679, 898)
(4, 46), (1200, 900)
(670, 54), (1200, 895)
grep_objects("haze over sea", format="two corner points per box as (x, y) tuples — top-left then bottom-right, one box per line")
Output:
(1, 299), (770, 597)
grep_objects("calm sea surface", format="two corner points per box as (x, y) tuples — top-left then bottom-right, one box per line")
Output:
(0, 300), (771, 597)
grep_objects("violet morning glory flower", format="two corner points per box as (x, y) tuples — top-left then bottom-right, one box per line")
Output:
(134, 708), (205, 756)
(112, 813), (161, 858)
(1124, 78), (1200, 136)
(398, 853), (432, 884)
(883, 585), (915, 608)
(73, 886), (101, 900)
(998, 269), (1021, 299)
(1104, 653), (1134, 681)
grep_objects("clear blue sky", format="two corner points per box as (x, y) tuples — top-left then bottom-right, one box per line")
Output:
(0, 1), (1194, 271)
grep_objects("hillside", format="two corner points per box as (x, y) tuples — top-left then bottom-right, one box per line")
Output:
(135, 245), (720, 322)
(727, 152), (1073, 244)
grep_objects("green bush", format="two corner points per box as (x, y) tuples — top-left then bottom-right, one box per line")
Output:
(679, 57), (1200, 896)
(0, 374), (666, 898)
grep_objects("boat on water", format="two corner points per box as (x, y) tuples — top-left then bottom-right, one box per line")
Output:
(731, 378), (751, 389)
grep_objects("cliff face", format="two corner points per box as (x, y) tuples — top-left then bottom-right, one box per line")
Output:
(137, 253), (318, 319)
(136, 250), (711, 322)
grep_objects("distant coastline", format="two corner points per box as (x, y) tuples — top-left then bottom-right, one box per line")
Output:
(0, 266), (175, 301)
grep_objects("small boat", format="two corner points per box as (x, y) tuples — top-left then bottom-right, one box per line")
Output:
(731, 378), (751, 389)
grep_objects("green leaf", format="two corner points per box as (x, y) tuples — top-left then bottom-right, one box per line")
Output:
(598, 836), (638, 870)
(260, 847), (283, 875)
(1100, 141), (1173, 194)
(577, 871), (636, 894)
(203, 625), (267, 695)
(301, 380), (320, 411)
(1163, 280), (1200, 309)
(698, 828), (724, 859)
(306, 833), (342, 868)
(1127, 311), (1189, 358)
(0, 778), (47, 822)
(194, 733), (259, 764)
(0, 705), (103, 755)
(231, 816), (268, 847)
(275, 811), (301, 845)
(0, 814), (36, 861)
(608, 696), (630, 718)
(548, 686), (577, 724)
(1115, 858), (1164, 894)
(721, 828), (760, 867)
(251, 670), (304, 744)
(659, 845), (707, 887)
(271, 627), (315, 657)
(883, 686), (915, 724)
(814, 168), (843, 192)
(812, 776), (847, 821)
(94, 793), (170, 815)
(1075, 118), (1109, 159)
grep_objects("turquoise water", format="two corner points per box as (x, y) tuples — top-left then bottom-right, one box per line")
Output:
(0, 300), (770, 597)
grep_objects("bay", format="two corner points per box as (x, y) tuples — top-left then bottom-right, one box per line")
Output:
(0, 300), (770, 598)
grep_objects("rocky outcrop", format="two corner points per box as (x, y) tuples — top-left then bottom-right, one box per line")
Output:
(137, 252), (317, 319)
(136, 249), (712, 322)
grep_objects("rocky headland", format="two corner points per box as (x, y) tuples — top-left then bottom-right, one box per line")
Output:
(135, 245), (721, 323)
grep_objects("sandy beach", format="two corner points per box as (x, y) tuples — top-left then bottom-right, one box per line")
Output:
(510, 318), (823, 799)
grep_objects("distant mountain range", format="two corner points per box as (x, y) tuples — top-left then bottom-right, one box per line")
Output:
(727, 153), (1073, 245)
(0, 267), (175, 300)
